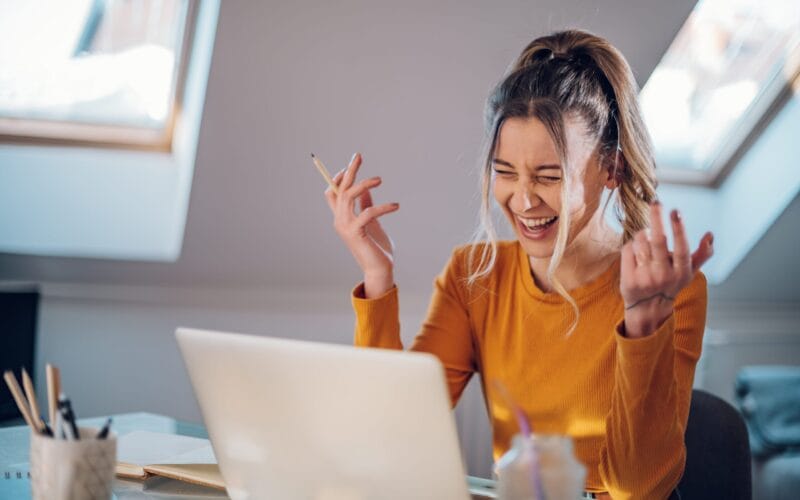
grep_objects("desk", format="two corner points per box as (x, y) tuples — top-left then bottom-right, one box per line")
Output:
(0, 412), (226, 499)
(1, 412), (496, 500)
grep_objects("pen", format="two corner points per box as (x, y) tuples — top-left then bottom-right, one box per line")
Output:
(58, 395), (80, 440)
(311, 153), (340, 195)
(54, 409), (64, 440)
(97, 417), (112, 439)
(58, 405), (75, 440)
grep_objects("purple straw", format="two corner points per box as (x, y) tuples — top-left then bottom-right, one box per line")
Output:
(492, 379), (545, 499)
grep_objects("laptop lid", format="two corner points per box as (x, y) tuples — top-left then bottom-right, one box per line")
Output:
(176, 327), (471, 500)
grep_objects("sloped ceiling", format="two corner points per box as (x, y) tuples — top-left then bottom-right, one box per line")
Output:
(707, 191), (800, 303)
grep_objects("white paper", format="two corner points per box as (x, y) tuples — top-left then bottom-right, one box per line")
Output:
(117, 431), (217, 466)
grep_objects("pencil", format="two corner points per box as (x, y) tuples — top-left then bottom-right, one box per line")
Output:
(3, 370), (37, 431)
(311, 153), (339, 195)
(21, 368), (45, 433)
(46, 364), (60, 428)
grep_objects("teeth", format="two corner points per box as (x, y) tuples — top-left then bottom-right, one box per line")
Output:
(519, 216), (557, 229)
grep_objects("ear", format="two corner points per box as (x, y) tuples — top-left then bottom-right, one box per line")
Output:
(601, 151), (624, 190)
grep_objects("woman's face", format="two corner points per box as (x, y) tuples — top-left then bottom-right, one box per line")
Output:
(491, 115), (614, 259)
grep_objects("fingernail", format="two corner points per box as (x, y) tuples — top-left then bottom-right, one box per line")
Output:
(671, 210), (681, 222)
(708, 233), (714, 246)
(350, 153), (357, 164)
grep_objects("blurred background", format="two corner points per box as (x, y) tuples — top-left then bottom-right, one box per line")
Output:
(1, 0), (798, 494)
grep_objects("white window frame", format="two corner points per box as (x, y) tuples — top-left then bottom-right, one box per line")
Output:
(656, 44), (800, 188)
(0, 0), (199, 152)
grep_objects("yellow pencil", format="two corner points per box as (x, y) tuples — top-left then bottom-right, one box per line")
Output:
(310, 153), (339, 195)
(46, 364), (60, 428)
(3, 370), (37, 430)
(21, 368), (45, 432)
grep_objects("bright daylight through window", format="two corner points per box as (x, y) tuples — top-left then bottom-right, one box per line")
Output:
(0, 0), (193, 149)
(640, 0), (800, 184)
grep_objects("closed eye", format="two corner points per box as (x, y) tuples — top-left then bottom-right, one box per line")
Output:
(493, 169), (516, 176)
(537, 176), (561, 183)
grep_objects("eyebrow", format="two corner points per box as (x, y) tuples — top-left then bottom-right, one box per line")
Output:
(492, 158), (561, 171)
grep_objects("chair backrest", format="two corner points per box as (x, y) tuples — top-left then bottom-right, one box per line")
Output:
(678, 389), (752, 499)
(0, 290), (39, 424)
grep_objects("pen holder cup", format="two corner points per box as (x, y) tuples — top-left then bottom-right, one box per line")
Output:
(29, 426), (117, 500)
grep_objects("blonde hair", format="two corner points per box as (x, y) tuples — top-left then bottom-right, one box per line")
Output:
(467, 29), (658, 335)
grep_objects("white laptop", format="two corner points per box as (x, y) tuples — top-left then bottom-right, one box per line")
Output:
(175, 327), (474, 500)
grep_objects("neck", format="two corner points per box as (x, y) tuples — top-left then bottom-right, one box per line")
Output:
(529, 215), (621, 293)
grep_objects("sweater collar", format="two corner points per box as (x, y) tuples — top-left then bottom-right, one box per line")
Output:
(515, 240), (621, 303)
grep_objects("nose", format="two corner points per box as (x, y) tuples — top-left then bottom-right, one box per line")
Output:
(516, 184), (540, 212)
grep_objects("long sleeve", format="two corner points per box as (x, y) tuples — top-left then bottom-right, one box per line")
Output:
(599, 271), (708, 499)
(352, 247), (478, 406)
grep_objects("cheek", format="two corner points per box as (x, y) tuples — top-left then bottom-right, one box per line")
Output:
(492, 179), (510, 206)
(564, 183), (585, 212)
(543, 188), (561, 209)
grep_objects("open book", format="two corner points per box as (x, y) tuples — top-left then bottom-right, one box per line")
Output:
(115, 430), (225, 491)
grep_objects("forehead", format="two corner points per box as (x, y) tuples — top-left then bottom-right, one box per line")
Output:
(494, 115), (595, 164)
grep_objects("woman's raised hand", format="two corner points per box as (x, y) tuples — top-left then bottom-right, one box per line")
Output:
(324, 153), (399, 298)
(619, 201), (714, 338)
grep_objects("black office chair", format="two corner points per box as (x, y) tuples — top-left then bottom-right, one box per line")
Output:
(0, 289), (40, 426)
(677, 389), (752, 500)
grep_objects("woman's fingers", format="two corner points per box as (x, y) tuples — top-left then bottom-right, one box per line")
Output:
(324, 168), (346, 211)
(632, 230), (651, 266)
(354, 202), (400, 231)
(622, 204), (715, 310)
(359, 189), (394, 253)
(358, 187), (374, 212)
(332, 167), (346, 187)
(321, 152), (397, 278)
(621, 240), (636, 274)
(648, 202), (671, 271)
(340, 177), (383, 214)
(690, 232), (714, 272)
(670, 209), (692, 277)
(340, 152), (362, 192)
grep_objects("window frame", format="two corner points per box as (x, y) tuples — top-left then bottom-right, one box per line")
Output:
(0, 0), (199, 152)
(654, 40), (800, 188)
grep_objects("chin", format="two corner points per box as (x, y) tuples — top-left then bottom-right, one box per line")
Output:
(515, 232), (557, 259)
(518, 241), (556, 260)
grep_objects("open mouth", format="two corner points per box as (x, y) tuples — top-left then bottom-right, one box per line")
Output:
(517, 215), (558, 238)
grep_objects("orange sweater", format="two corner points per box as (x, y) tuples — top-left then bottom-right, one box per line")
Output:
(352, 241), (707, 499)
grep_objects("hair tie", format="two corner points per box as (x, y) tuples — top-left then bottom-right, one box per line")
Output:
(529, 48), (554, 63)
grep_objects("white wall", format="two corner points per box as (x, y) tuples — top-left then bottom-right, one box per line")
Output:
(30, 282), (495, 476)
(699, 304), (800, 405)
(29, 280), (800, 479)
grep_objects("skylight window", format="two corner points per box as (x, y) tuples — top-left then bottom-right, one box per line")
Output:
(0, 0), (194, 149)
(641, 0), (800, 184)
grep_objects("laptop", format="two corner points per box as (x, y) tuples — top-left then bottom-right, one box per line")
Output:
(175, 327), (474, 500)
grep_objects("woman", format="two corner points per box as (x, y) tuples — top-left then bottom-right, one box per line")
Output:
(323, 29), (714, 499)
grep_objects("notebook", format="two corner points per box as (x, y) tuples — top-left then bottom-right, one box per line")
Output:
(115, 430), (225, 491)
